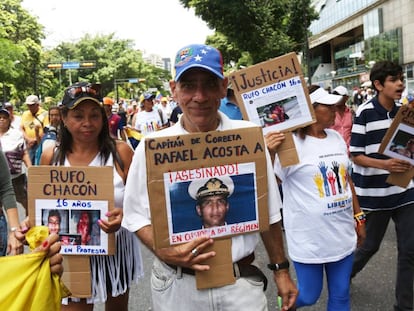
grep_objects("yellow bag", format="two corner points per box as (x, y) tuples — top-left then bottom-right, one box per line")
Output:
(0, 226), (70, 311)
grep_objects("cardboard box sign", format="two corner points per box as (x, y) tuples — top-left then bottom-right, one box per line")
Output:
(146, 127), (270, 289)
(145, 127), (269, 250)
(62, 256), (92, 298)
(229, 52), (315, 166)
(28, 166), (116, 297)
(378, 105), (414, 187)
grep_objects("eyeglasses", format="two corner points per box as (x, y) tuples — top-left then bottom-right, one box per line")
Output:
(65, 83), (100, 100)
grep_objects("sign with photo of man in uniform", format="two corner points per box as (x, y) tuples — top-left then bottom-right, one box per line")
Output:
(145, 126), (269, 250)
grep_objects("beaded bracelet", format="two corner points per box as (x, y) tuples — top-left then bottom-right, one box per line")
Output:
(354, 212), (366, 226)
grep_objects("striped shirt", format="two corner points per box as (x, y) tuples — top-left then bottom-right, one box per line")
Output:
(350, 96), (414, 211)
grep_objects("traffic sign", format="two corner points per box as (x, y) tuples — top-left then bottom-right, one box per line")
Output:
(46, 60), (96, 70)
(115, 78), (145, 83)
(62, 62), (80, 69)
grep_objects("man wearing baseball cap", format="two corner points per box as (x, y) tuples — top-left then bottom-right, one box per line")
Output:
(330, 85), (353, 151)
(103, 96), (124, 140)
(159, 96), (172, 121)
(123, 43), (297, 310)
(20, 94), (48, 164)
(133, 92), (168, 136)
(3, 102), (21, 129)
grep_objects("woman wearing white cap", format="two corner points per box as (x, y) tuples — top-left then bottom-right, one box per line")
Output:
(266, 85), (366, 310)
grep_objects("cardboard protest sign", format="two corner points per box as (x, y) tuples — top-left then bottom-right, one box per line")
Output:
(28, 166), (115, 297)
(145, 127), (268, 249)
(62, 256), (91, 298)
(145, 127), (269, 288)
(229, 52), (314, 166)
(195, 239), (234, 289)
(378, 105), (414, 187)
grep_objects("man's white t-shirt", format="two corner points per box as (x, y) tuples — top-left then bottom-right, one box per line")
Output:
(134, 110), (163, 136)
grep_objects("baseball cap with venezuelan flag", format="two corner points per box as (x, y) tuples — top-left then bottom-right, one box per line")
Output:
(173, 44), (224, 81)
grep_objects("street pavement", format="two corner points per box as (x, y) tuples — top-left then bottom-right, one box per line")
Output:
(93, 222), (397, 311)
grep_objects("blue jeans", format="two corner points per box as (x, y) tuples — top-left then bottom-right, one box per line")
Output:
(352, 205), (414, 311)
(293, 253), (354, 311)
(28, 142), (38, 165)
(0, 214), (8, 256)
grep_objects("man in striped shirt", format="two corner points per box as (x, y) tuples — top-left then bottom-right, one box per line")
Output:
(350, 60), (414, 311)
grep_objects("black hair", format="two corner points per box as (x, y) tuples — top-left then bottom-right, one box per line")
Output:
(226, 88), (234, 98)
(48, 209), (61, 222)
(370, 61), (403, 92)
(48, 105), (60, 115)
(55, 102), (121, 169)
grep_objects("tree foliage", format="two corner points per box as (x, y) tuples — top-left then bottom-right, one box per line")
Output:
(0, 0), (171, 104)
(0, 0), (44, 103)
(1, 0), (318, 105)
(364, 29), (401, 65)
(180, 0), (317, 67)
(44, 34), (171, 100)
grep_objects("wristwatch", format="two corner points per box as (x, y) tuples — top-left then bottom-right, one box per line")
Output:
(267, 260), (290, 271)
(9, 227), (19, 233)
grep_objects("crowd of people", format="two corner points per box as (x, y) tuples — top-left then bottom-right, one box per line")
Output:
(0, 43), (413, 311)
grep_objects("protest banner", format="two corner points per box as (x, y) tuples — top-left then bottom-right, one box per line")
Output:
(28, 166), (115, 297)
(145, 126), (269, 288)
(229, 52), (315, 166)
(378, 105), (414, 187)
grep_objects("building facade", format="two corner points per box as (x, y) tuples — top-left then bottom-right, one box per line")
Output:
(308, 0), (414, 93)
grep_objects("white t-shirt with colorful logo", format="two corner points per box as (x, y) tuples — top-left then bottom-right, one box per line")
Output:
(134, 110), (163, 136)
(275, 129), (356, 263)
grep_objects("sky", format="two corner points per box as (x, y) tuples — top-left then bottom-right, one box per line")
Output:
(21, 0), (214, 60)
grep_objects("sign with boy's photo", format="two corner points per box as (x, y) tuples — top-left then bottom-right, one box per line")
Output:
(28, 166), (115, 255)
(28, 166), (116, 298)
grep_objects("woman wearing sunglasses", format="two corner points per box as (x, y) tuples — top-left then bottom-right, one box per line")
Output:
(40, 81), (143, 311)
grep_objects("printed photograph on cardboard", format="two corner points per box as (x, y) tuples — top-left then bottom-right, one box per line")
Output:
(42, 209), (69, 235)
(70, 210), (101, 246)
(59, 234), (82, 246)
(384, 123), (414, 165)
(241, 76), (313, 134)
(35, 199), (109, 255)
(164, 163), (260, 245)
(257, 95), (296, 127)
